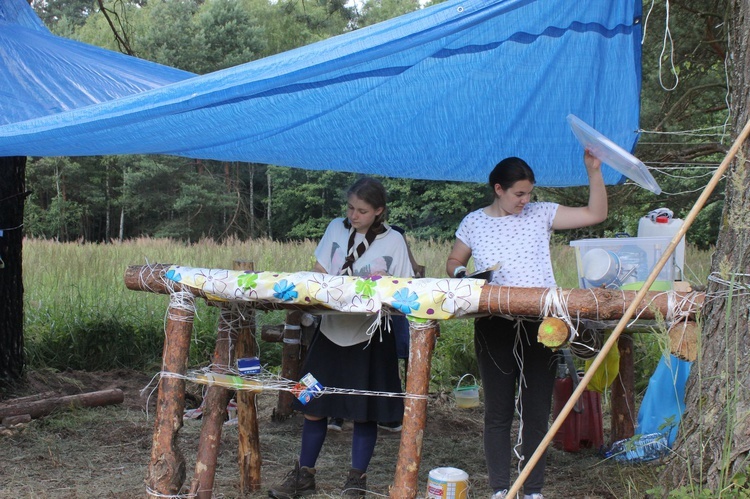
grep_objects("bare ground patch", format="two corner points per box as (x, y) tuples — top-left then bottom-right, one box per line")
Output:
(0, 370), (656, 498)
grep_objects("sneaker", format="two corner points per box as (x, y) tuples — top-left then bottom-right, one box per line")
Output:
(267, 462), (316, 499)
(377, 421), (402, 432)
(328, 417), (344, 432)
(492, 490), (508, 499)
(342, 468), (367, 497)
(524, 494), (544, 499)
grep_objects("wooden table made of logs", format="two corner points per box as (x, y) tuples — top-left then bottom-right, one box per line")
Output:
(124, 263), (704, 499)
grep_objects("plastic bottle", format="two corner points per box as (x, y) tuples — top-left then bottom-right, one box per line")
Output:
(638, 209), (686, 280)
(605, 432), (669, 463)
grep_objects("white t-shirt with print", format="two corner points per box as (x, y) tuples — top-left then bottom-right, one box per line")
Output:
(315, 218), (414, 346)
(455, 202), (559, 287)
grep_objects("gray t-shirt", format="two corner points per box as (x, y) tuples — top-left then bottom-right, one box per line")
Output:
(314, 218), (413, 346)
(455, 202), (559, 287)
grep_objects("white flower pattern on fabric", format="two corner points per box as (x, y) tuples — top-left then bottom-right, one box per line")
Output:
(344, 294), (377, 313)
(432, 279), (474, 315)
(307, 273), (345, 304)
(195, 269), (229, 296)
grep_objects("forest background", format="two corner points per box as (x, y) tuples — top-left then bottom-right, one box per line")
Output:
(25, 0), (729, 249)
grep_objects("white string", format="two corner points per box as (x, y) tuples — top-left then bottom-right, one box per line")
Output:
(706, 272), (750, 302)
(512, 321), (525, 471)
(659, 0), (678, 91)
(153, 368), (430, 400)
(639, 125), (729, 137)
(539, 287), (578, 343)
(144, 486), (197, 498)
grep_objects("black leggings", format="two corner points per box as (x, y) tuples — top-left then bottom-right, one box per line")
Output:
(475, 316), (559, 495)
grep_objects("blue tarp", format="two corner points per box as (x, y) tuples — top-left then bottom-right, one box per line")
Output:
(0, 0), (642, 186)
(0, 0), (194, 125)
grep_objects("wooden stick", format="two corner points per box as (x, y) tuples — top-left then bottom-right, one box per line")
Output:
(391, 320), (440, 499)
(507, 115), (750, 498)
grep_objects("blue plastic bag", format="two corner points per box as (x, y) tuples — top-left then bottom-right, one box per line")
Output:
(636, 354), (692, 446)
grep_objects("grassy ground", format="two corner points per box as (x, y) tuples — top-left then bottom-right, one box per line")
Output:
(0, 369), (661, 499)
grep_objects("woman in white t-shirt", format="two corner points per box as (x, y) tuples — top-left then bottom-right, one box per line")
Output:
(445, 152), (607, 499)
(269, 177), (413, 499)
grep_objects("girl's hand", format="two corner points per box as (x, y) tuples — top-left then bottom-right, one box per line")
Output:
(584, 149), (602, 174)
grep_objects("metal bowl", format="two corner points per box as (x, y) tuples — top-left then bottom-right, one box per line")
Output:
(582, 248), (620, 287)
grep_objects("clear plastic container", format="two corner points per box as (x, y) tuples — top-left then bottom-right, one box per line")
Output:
(570, 237), (674, 290)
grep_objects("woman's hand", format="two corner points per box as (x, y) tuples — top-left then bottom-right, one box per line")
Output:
(446, 239), (472, 277)
(552, 150), (608, 230)
(584, 148), (602, 175)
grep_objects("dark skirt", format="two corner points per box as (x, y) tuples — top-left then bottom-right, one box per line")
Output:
(293, 324), (404, 423)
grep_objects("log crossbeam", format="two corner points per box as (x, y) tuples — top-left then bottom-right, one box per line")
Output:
(126, 263), (704, 499)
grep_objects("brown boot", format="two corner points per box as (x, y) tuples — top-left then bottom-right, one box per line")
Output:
(342, 468), (367, 497)
(268, 461), (316, 499)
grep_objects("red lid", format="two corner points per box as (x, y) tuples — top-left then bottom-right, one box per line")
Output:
(656, 215), (669, 223)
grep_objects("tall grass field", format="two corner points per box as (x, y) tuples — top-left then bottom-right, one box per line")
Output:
(21, 237), (712, 392)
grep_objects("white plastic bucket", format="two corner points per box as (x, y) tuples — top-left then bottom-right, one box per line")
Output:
(426, 467), (469, 499)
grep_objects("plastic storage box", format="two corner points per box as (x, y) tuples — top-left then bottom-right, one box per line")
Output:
(570, 236), (675, 290)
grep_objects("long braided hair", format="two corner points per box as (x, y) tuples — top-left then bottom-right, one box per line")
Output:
(340, 177), (387, 276)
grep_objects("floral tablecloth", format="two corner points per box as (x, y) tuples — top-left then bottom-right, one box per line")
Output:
(165, 265), (484, 320)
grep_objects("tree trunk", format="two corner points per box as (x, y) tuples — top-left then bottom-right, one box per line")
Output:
(0, 156), (26, 382)
(267, 170), (272, 240)
(248, 164), (255, 238)
(662, 0), (750, 490)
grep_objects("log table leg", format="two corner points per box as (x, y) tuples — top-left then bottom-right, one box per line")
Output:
(611, 332), (635, 442)
(391, 320), (440, 499)
(236, 309), (262, 492)
(232, 261), (263, 492)
(147, 292), (196, 498)
(274, 310), (303, 419)
(189, 306), (238, 498)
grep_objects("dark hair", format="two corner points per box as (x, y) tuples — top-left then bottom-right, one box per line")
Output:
(344, 177), (387, 229)
(488, 157), (536, 191)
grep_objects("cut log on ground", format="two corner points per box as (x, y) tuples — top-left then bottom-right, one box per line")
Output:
(0, 389), (124, 420)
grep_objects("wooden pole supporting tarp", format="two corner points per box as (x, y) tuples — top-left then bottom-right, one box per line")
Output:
(146, 291), (195, 498)
(391, 320), (440, 499)
(506, 115), (750, 498)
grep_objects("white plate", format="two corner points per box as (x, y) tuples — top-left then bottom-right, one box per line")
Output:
(567, 114), (661, 194)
